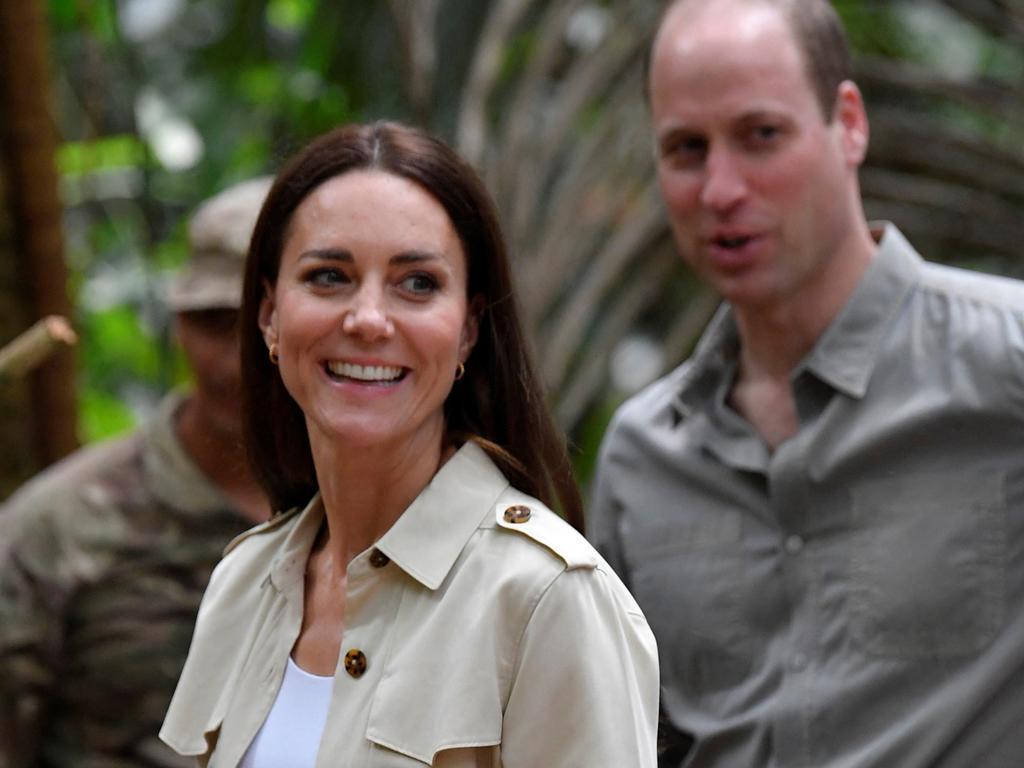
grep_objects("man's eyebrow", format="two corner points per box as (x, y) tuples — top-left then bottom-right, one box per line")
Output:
(656, 125), (705, 146)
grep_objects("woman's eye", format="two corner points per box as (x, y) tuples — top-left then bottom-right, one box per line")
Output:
(400, 273), (439, 295)
(307, 268), (346, 287)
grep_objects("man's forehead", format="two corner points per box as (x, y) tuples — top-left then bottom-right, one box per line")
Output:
(650, 0), (812, 116)
(655, 0), (793, 59)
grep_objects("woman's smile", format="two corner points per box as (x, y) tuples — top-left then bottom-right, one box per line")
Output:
(323, 360), (406, 385)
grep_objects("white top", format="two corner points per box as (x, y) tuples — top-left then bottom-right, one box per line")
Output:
(240, 656), (334, 768)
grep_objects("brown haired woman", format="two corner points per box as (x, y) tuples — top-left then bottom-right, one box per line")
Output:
(160, 121), (658, 767)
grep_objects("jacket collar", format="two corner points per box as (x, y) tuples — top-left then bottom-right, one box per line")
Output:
(375, 441), (510, 590)
(268, 441), (510, 594)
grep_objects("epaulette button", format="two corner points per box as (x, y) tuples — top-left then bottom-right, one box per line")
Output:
(503, 504), (532, 524)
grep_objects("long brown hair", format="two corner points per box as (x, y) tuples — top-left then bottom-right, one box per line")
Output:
(240, 121), (584, 530)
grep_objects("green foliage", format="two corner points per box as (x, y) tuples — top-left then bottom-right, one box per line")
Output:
(57, 135), (146, 177)
(78, 388), (136, 442)
(266, 0), (315, 33)
(50, 0), (376, 442)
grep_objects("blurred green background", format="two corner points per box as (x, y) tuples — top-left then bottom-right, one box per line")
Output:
(2, 0), (1022, 495)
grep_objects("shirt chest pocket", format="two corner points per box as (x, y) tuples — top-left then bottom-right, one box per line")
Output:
(358, 656), (503, 767)
(847, 471), (1006, 659)
(621, 513), (756, 696)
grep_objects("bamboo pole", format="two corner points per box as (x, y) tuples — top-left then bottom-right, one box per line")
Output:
(0, 316), (77, 381)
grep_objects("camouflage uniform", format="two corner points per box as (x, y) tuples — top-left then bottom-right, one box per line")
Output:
(0, 391), (253, 768)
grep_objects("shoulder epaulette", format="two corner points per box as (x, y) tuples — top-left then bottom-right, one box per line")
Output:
(492, 491), (598, 570)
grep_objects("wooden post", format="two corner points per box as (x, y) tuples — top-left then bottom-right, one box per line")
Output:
(0, 0), (78, 469)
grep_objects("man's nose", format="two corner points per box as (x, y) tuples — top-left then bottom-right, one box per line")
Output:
(341, 286), (394, 341)
(699, 147), (747, 214)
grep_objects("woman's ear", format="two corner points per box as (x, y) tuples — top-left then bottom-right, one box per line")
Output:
(459, 295), (485, 362)
(258, 278), (278, 351)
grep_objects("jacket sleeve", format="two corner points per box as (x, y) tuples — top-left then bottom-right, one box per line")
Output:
(0, 501), (71, 766)
(499, 564), (659, 767)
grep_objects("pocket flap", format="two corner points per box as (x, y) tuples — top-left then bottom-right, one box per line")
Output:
(365, 671), (502, 764)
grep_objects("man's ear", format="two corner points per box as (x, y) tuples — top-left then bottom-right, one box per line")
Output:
(834, 80), (870, 166)
(459, 295), (484, 363)
(258, 279), (278, 350)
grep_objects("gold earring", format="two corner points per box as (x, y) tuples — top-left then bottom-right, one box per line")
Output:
(455, 362), (465, 381)
(269, 343), (279, 365)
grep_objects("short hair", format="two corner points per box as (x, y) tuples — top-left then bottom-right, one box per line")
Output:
(239, 121), (584, 530)
(648, 0), (853, 119)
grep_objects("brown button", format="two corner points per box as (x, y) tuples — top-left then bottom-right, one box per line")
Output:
(503, 504), (532, 524)
(369, 548), (390, 568)
(344, 649), (367, 678)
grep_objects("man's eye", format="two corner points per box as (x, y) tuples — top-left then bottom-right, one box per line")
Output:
(751, 125), (780, 142)
(661, 136), (707, 165)
(400, 273), (438, 295)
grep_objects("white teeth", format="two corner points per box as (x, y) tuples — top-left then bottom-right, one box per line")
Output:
(327, 362), (403, 382)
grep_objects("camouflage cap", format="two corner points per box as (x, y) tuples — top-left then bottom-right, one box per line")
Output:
(167, 176), (274, 312)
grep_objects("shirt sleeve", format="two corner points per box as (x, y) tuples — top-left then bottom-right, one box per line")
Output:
(587, 426), (631, 585)
(499, 565), (659, 767)
(0, 500), (71, 765)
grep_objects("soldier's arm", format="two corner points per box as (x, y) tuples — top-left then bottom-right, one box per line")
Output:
(0, 496), (72, 765)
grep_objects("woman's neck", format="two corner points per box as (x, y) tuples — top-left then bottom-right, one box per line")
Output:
(308, 423), (452, 570)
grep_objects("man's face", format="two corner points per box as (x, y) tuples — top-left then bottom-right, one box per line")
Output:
(649, 0), (865, 313)
(175, 308), (243, 439)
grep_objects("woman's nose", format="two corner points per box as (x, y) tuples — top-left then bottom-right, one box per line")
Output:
(341, 288), (394, 341)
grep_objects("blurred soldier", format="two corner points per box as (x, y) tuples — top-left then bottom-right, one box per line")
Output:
(590, 1), (1024, 766)
(0, 177), (272, 767)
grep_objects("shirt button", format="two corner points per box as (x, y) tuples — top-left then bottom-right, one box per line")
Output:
(503, 504), (532, 523)
(789, 653), (807, 672)
(784, 534), (804, 554)
(369, 548), (390, 568)
(344, 649), (367, 678)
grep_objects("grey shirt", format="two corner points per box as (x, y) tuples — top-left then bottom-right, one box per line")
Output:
(590, 225), (1024, 767)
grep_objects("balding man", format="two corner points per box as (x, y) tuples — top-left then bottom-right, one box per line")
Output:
(590, 1), (1024, 765)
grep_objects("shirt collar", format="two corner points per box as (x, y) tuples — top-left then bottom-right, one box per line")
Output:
(801, 223), (921, 398)
(673, 304), (738, 421)
(269, 441), (511, 593)
(674, 222), (921, 415)
(142, 389), (233, 516)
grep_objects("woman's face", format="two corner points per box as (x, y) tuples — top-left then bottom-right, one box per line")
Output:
(259, 170), (478, 455)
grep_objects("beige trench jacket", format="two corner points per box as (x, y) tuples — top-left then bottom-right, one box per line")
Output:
(160, 442), (659, 767)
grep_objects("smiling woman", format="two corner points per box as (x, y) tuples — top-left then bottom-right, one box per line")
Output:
(159, 121), (659, 768)
(260, 170), (474, 461)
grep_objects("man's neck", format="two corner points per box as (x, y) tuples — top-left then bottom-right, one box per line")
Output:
(174, 397), (269, 524)
(728, 222), (878, 447)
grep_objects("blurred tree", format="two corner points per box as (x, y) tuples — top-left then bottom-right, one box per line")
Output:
(0, 0), (76, 493)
